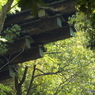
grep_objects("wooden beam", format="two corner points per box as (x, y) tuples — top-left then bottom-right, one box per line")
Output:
(0, 67), (14, 81)
(4, 10), (35, 28)
(6, 38), (26, 55)
(4, 0), (76, 28)
(5, 25), (75, 55)
(9, 46), (44, 65)
(47, 0), (76, 14)
(31, 25), (74, 44)
(21, 16), (63, 35)
(0, 64), (18, 81)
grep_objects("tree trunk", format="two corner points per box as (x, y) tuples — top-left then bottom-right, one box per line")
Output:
(0, 0), (13, 34)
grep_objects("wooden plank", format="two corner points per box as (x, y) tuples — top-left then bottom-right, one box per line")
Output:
(5, 25), (75, 55)
(4, 0), (76, 28)
(47, 0), (76, 14)
(0, 46), (45, 67)
(31, 25), (75, 44)
(0, 64), (18, 81)
(4, 10), (35, 28)
(6, 38), (26, 55)
(0, 68), (13, 81)
(21, 16), (63, 35)
(9, 46), (44, 65)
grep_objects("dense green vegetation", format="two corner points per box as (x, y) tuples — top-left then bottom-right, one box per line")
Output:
(0, 0), (95, 95)
(15, 23), (95, 94)
(1, 13), (95, 94)
(76, 0), (95, 28)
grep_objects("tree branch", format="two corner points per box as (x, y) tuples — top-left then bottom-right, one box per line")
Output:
(14, 72), (19, 91)
(26, 65), (36, 95)
(53, 73), (78, 95)
(0, 0), (14, 33)
(45, 52), (62, 54)
(35, 68), (45, 74)
(34, 70), (62, 78)
(32, 83), (44, 89)
(19, 66), (28, 86)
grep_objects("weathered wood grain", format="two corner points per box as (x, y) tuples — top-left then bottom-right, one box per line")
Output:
(21, 16), (63, 35)
(31, 25), (74, 44)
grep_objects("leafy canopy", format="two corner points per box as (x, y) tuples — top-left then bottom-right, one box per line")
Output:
(76, 0), (95, 27)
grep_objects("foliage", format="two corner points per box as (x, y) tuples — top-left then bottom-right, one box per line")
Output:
(0, 83), (12, 95)
(8, 11), (95, 95)
(68, 12), (95, 50)
(0, 0), (20, 13)
(76, 0), (95, 49)
(42, 32), (95, 95)
(3, 24), (20, 43)
(0, 24), (21, 54)
(7, 28), (95, 95)
(76, 0), (95, 27)
(1, 0), (95, 95)
(18, 0), (46, 16)
(0, 0), (46, 53)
